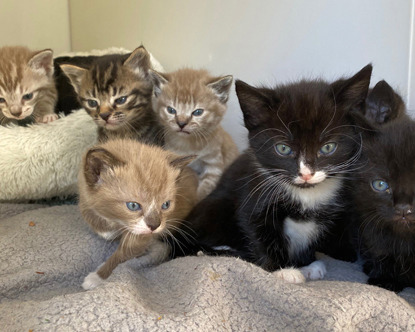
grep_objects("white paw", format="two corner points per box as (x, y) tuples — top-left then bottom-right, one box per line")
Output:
(40, 113), (59, 123)
(273, 267), (306, 284)
(82, 271), (104, 290)
(300, 260), (327, 280)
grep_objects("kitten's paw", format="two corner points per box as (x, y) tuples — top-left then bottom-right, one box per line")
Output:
(273, 267), (306, 284)
(82, 271), (104, 290)
(300, 260), (327, 280)
(40, 113), (59, 123)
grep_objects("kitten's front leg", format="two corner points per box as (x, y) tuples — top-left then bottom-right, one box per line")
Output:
(82, 238), (169, 290)
(39, 113), (59, 123)
(197, 155), (224, 200)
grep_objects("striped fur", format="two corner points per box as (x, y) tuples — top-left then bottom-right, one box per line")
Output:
(0, 46), (58, 126)
(61, 46), (163, 145)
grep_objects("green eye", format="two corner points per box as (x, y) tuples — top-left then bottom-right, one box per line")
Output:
(167, 106), (176, 114)
(320, 142), (337, 155)
(126, 202), (141, 211)
(115, 96), (127, 105)
(161, 200), (171, 210)
(371, 180), (389, 192)
(275, 144), (292, 156)
(22, 93), (33, 101)
(192, 109), (204, 116)
(87, 99), (98, 108)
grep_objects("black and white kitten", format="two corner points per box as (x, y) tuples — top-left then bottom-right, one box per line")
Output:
(178, 65), (373, 281)
(351, 83), (415, 292)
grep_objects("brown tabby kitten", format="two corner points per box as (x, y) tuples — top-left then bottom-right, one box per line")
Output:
(150, 68), (239, 200)
(0, 46), (58, 126)
(60, 46), (163, 144)
(78, 139), (198, 290)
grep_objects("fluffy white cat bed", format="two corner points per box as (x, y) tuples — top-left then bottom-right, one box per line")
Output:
(0, 47), (164, 202)
(0, 110), (98, 201)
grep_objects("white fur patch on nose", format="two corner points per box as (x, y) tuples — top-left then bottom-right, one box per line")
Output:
(131, 218), (152, 235)
(294, 160), (327, 185)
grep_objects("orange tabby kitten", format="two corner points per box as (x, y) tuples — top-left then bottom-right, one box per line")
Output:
(61, 46), (163, 144)
(78, 138), (198, 290)
(150, 68), (239, 200)
(0, 46), (58, 126)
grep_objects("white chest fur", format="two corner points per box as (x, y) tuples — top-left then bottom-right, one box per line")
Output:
(283, 217), (321, 259)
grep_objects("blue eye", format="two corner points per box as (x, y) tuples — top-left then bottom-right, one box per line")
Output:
(167, 106), (176, 114)
(22, 93), (33, 101)
(192, 109), (204, 116)
(320, 142), (337, 155)
(0, 97), (5, 103)
(371, 180), (389, 192)
(161, 201), (171, 210)
(87, 99), (98, 108)
(126, 202), (141, 211)
(275, 144), (292, 156)
(115, 96), (127, 105)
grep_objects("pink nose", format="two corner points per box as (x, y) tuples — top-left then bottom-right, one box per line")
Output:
(300, 173), (313, 181)
(10, 105), (22, 116)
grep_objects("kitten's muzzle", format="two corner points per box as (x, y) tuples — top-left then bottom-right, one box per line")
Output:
(100, 112), (111, 121)
(393, 204), (415, 223)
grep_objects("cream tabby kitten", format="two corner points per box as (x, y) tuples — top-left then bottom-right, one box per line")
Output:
(150, 68), (239, 200)
(61, 46), (163, 145)
(78, 138), (198, 290)
(0, 46), (58, 126)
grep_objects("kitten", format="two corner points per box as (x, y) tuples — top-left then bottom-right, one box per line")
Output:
(351, 84), (415, 292)
(0, 46), (58, 126)
(150, 68), (239, 200)
(177, 65), (373, 281)
(60, 46), (163, 144)
(78, 139), (198, 290)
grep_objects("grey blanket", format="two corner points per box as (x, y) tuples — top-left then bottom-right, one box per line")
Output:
(1, 203), (415, 331)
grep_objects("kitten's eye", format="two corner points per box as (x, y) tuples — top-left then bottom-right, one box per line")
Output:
(320, 142), (337, 155)
(126, 202), (142, 211)
(87, 99), (98, 108)
(115, 96), (127, 105)
(22, 93), (33, 101)
(167, 106), (176, 114)
(192, 109), (204, 116)
(275, 144), (293, 156)
(0, 97), (5, 103)
(161, 200), (171, 210)
(371, 180), (389, 193)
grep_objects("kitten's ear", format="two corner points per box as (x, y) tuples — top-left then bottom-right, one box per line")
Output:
(28, 49), (54, 77)
(60, 64), (87, 94)
(331, 64), (372, 112)
(207, 75), (233, 103)
(235, 79), (273, 130)
(124, 46), (151, 78)
(149, 69), (169, 97)
(365, 80), (406, 124)
(169, 155), (197, 169)
(84, 148), (124, 186)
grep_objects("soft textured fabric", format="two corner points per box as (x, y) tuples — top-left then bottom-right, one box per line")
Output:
(1, 203), (414, 331)
(0, 110), (97, 201)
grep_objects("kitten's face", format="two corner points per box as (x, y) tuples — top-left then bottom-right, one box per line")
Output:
(61, 47), (153, 130)
(356, 122), (415, 235)
(235, 65), (372, 189)
(0, 47), (54, 123)
(83, 141), (194, 236)
(151, 69), (232, 137)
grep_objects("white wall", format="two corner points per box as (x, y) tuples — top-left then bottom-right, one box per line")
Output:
(0, 0), (71, 55)
(69, 0), (414, 149)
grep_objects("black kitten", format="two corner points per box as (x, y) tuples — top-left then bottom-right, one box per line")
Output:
(178, 65), (372, 280)
(352, 84), (415, 292)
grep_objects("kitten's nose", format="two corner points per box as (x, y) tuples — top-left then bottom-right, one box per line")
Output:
(145, 216), (161, 232)
(394, 204), (413, 217)
(99, 112), (111, 121)
(176, 120), (188, 129)
(10, 106), (22, 116)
